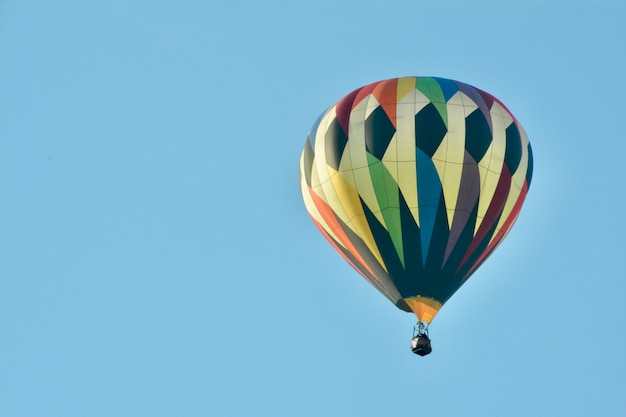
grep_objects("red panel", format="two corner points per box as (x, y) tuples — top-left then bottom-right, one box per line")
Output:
(335, 88), (360, 136)
(352, 80), (380, 112)
(463, 181), (529, 278)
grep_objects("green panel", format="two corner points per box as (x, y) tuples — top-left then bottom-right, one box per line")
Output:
(415, 77), (448, 126)
(367, 152), (405, 267)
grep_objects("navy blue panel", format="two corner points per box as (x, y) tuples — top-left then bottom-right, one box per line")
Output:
(398, 189), (423, 294)
(415, 103), (447, 157)
(324, 118), (348, 170)
(504, 123), (523, 174)
(440, 199), (479, 301)
(359, 187), (464, 303)
(465, 109), (492, 162)
(422, 190), (449, 278)
(365, 106), (396, 160)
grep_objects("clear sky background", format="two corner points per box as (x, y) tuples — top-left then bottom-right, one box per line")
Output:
(1, 1), (625, 416)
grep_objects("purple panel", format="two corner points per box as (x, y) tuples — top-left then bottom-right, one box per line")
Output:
(443, 152), (480, 266)
(334, 88), (360, 136)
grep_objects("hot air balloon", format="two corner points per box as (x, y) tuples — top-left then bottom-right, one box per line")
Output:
(299, 76), (533, 356)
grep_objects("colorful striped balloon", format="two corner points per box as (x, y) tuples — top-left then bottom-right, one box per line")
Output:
(299, 76), (533, 324)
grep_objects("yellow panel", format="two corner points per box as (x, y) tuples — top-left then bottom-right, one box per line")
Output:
(333, 144), (404, 296)
(403, 296), (443, 324)
(475, 102), (509, 234)
(319, 171), (351, 226)
(315, 148), (381, 263)
(303, 164), (401, 302)
(396, 76), (416, 101)
(328, 168), (386, 270)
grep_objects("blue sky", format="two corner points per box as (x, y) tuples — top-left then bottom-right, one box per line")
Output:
(1, 1), (625, 416)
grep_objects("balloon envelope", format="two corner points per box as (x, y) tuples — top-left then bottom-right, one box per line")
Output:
(299, 76), (533, 323)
